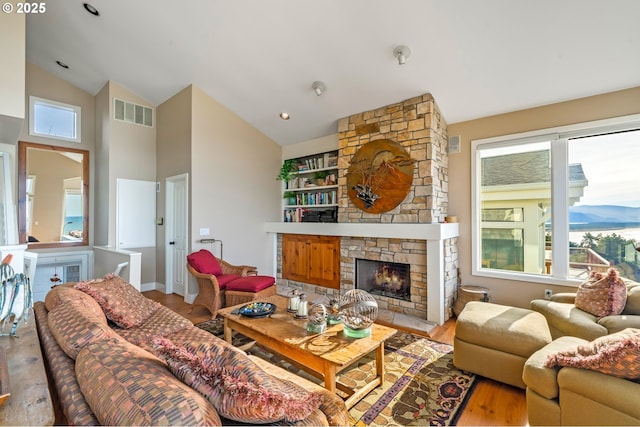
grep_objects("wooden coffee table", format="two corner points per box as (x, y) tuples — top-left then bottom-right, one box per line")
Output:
(218, 295), (397, 409)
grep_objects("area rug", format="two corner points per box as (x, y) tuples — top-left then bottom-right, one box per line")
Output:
(196, 318), (476, 426)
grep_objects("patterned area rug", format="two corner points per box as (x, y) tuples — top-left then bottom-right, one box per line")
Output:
(196, 318), (476, 426)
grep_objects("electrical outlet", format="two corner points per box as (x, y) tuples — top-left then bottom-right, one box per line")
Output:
(544, 289), (553, 300)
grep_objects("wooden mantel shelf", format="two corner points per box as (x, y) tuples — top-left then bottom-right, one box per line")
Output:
(263, 221), (459, 326)
(263, 222), (459, 240)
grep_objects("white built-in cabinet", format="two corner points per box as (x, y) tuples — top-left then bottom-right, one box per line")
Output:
(31, 251), (92, 302)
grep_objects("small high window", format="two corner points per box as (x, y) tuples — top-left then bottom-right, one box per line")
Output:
(29, 96), (81, 142)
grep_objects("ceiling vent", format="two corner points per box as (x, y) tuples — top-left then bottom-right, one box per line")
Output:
(114, 98), (153, 127)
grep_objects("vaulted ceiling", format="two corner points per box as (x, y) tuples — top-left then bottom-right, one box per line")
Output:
(26, 0), (640, 145)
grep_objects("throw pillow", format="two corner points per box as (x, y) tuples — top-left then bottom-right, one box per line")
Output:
(45, 285), (107, 323)
(75, 274), (160, 329)
(153, 338), (323, 424)
(575, 268), (627, 318)
(47, 299), (119, 360)
(187, 249), (223, 276)
(545, 328), (640, 380)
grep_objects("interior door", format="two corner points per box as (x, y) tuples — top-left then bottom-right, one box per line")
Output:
(166, 174), (188, 297)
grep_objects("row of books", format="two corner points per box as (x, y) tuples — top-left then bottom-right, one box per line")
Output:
(283, 207), (337, 223)
(285, 174), (337, 189)
(297, 152), (338, 171)
(284, 208), (306, 222)
(286, 190), (337, 206)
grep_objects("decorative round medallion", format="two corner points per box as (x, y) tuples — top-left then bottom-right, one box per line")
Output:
(346, 139), (415, 213)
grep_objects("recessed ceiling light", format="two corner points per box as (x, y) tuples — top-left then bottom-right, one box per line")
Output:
(279, 112), (290, 120)
(56, 60), (69, 69)
(83, 3), (100, 16)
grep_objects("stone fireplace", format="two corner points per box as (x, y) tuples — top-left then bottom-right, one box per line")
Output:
(268, 93), (459, 326)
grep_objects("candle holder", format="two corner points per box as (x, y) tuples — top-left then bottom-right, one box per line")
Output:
(287, 289), (300, 313)
(294, 293), (308, 319)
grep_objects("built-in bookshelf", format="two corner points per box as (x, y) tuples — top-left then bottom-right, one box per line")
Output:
(282, 150), (338, 222)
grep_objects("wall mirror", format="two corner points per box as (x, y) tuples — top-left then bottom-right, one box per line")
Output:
(18, 141), (89, 248)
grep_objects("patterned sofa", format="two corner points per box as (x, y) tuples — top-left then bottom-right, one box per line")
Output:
(34, 277), (349, 426)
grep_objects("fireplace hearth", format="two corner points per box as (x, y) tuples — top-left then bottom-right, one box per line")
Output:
(356, 258), (411, 302)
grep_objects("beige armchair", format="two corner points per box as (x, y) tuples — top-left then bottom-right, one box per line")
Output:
(531, 278), (640, 341)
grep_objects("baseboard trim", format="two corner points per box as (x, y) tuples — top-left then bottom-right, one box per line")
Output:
(141, 282), (164, 292)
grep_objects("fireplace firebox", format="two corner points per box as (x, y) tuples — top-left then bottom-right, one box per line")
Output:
(355, 258), (410, 301)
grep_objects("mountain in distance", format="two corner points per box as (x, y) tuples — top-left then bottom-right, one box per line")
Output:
(569, 205), (640, 225)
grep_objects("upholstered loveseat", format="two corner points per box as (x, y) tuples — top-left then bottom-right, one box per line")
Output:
(34, 277), (348, 426)
(523, 330), (640, 426)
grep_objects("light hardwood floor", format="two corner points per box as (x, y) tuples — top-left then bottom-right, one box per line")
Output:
(144, 290), (528, 426)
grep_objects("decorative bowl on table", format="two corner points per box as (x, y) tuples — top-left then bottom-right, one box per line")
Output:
(238, 302), (276, 318)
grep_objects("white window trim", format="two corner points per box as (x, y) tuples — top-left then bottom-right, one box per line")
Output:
(29, 96), (81, 143)
(471, 113), (640, 287)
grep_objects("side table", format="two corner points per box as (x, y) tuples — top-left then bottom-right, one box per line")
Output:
(0, 311), (54, 426)
(453, 285), (491, 317)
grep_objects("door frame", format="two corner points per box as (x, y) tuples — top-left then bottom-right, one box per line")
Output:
(165, 173), (189, 298)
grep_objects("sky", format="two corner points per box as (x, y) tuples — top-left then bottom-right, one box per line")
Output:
(481, 129), (640, 208)
(570, 129), (640, 207)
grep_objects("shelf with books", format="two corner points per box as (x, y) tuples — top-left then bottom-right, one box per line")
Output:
(280, 150), (339, 223)
(284, 189), (338, 207)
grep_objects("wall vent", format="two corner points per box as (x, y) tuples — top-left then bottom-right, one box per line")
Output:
(448, 135), (461, 154)
(113, 98), (154, 127)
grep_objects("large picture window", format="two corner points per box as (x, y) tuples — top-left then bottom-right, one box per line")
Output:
(472, 115), (640, 285)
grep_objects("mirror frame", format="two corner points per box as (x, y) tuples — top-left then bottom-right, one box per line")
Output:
(18, 141), (90, 249)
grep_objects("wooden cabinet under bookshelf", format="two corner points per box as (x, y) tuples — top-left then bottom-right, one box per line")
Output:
(281, 234), (340, 289)
(282, 150), (338, 223)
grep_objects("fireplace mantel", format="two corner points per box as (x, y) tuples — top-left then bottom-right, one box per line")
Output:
(264, 222), (459, 325)
(263, 222), (458, 240)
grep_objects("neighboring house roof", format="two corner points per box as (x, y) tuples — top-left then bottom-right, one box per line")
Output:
(481, 150), (587, 186)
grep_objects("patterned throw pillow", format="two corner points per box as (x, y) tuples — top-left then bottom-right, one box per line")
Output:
(75, 274), (160, 329)
(575, 268), (627, 318)
(545, 328), (640, 379)
(47, 299), (119, 360)
(153, 338), (323, 424)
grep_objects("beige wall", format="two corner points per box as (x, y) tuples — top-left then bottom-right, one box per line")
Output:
(94, 81), (157, 283)
(190, 85), (281, 276)
(94, 83), (110, 246)
(0, 4), (25, 144)
(156, 85), (192, 284)
(448, 86), (640, 308)
(282, 134), (338, 160)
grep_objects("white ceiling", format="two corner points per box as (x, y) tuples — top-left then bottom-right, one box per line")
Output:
(26, 0), (640, 146)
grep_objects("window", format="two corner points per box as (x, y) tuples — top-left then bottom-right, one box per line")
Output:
(29, 96), (81, 142)
(472, 115), (640, 284)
